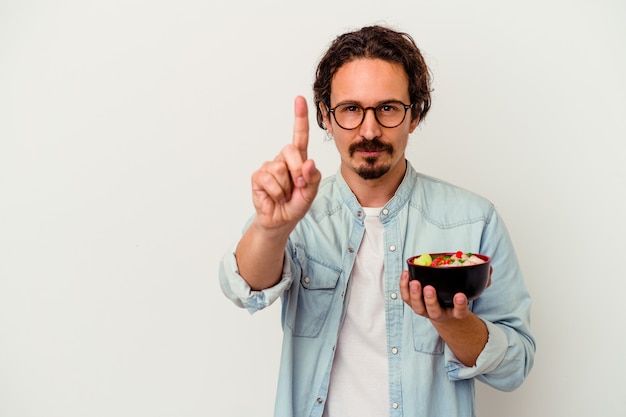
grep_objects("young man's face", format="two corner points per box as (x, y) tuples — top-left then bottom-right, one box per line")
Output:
(323, 58), (419, 182)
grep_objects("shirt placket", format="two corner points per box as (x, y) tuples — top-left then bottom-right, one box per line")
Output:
(381, 206), (404, 415)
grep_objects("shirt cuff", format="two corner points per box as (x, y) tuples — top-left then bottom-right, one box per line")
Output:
(219, 241), (293, 314)
(444, 319), (509, 380)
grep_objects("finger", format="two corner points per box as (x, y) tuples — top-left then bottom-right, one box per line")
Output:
(423, 285), (442, 317)
(399, 271), (427, 316)
(409, 280), (427, 315)
(399, 270), (412, 304)
(252, 162), (293, 203)
(278, 144), (306, 188)
(301, 159), (320, 185)
(292, 96), (309, 161)
(299, 159), (321, 199)
(400, 271), (425, 315)
(452, 293), (470, 319)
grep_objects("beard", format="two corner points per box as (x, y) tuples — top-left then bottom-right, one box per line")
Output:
(356, 157), (391, 179)
(349, 138), (394, 180)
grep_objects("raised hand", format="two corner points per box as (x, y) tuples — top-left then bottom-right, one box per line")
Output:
(235, 96), (322, 290)
(250, 96), (321, 231)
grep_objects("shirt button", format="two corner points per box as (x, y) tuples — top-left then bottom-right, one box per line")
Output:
(303, 277), (310, 284)
(390, 292), (398, 300)
(317, 397), (324, 404)
(392, 402), (399, 409)
(391, 347), (398, 355)
(382, 208), (389, 215)
(389, 245), (397, 252)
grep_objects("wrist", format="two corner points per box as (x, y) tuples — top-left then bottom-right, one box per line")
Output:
(250, 216), (295, 242)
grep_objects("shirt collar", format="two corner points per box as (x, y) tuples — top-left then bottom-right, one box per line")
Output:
(335, 160), (417, 222)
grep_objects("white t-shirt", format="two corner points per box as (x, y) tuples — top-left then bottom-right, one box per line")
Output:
(323, 207), (389, 417)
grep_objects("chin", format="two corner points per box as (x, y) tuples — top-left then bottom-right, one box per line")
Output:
(356, 159), (391, 180)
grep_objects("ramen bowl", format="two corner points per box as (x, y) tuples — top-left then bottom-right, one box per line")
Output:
(406, 252), (491, 307)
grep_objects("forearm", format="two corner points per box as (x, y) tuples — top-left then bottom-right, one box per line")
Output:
(235, 218), (292, 291)
(431, 313), (488, 367)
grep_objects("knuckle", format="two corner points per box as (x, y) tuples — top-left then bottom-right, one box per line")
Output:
(282, 143), (297, 155)
(273, 161), (289, 176)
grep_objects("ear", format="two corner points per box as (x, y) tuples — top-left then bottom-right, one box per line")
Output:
(408, 116), (420, 133)
(319, 102), (334, 135)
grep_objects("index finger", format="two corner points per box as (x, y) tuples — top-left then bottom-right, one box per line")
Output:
(292, 96), (309, 161)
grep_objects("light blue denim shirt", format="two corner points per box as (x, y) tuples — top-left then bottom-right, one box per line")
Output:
(219, 161), (535, 417)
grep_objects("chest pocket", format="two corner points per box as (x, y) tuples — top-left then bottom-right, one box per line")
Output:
(411, 313), (444, 354)
(287, 255), (342, 338)
(410, 300), (477, 354)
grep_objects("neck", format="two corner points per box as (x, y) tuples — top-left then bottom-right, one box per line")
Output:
(342, 159), (407, 207)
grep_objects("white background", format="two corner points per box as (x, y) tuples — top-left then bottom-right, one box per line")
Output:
(1, 1), (625, 416)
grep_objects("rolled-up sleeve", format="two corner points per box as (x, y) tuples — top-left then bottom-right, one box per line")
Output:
(219, 241), (294, 314)
(445, 208), (536, 391)
(444, 319), (508, 380)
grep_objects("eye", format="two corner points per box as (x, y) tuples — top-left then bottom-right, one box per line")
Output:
(338, 104), (362, 113)
(378, 102), (402, 113)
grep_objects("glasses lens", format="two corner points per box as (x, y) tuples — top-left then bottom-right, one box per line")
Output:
(332, 101), (411, 129)
(334, 104), (364, 129)
(375, 102), (407, 128)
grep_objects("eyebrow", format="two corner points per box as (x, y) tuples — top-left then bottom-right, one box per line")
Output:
(332, 99), (407, 107)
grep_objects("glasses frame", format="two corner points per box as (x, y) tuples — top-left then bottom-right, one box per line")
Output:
(328, 101), (414, 130)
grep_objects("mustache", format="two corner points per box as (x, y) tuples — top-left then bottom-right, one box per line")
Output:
(349, 138), (394, 156)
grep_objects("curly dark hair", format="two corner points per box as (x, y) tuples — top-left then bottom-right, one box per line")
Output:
(313, 25), (432, 130)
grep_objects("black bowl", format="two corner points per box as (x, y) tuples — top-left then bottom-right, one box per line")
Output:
(406, 252), (491, 308)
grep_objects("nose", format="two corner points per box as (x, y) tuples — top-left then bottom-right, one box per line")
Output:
(359, 107), (382, 140)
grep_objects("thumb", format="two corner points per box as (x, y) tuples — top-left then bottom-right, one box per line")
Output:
(298, 159), (321, 204)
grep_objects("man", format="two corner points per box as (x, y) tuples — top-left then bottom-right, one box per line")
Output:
(219, 25), (535, 417)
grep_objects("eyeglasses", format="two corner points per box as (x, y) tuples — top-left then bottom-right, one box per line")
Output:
(328, 101), (414, 130)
